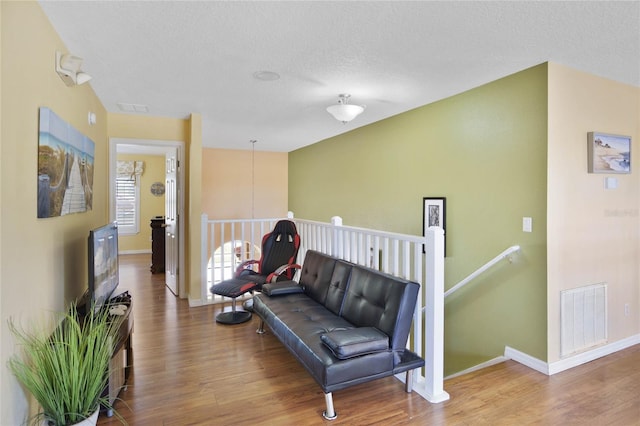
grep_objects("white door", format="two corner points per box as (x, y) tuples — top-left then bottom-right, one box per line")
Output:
(165, 149), (179, 295)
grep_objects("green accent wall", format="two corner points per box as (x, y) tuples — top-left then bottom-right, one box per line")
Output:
(289, 64), (549, 374)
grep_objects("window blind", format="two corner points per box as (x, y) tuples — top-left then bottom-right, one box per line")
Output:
(116, 178), (139, 233)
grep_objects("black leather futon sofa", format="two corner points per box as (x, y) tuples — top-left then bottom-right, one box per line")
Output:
(253, 250), (425, 420)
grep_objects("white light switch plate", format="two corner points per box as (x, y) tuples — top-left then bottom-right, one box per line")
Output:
(605, 177), (618, 189)
(523, 217), (532, 233)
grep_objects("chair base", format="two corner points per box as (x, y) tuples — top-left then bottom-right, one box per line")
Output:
(215, 310), (252, 324)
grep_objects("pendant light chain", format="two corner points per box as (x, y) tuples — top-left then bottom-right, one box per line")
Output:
(251, 140), (257, 219)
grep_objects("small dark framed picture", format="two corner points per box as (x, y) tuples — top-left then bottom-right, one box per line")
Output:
(423, 197), (446, 254)
(587, 132), (631, 174)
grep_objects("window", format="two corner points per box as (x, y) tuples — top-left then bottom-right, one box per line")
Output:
(115, 177), (140, 235)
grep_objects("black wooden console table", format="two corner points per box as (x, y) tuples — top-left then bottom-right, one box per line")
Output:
(150, 216), (165, 273)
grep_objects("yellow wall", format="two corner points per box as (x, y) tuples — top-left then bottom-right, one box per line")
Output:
(116, 154), (166, 253)
(187, 114), (202, 301)
(290, 64), (550, 374)
(107, 113), (202, 299)
(201, 148), (288, 219)
(107, 114), (188, 141)
(547, 63), (640, 363)
(1, 3), (109, 423)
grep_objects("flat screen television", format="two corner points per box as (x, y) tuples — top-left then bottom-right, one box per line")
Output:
(87, 222), (119, 312)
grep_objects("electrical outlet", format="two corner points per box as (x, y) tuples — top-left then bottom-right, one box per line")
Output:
(625, 304), (630, 316)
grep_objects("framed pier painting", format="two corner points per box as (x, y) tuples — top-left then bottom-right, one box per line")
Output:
(38, 107), (95, 218)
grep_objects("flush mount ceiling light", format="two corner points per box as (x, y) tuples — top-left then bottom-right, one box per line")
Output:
(55, 51), (92, 86)
(326, 94), (365, 124)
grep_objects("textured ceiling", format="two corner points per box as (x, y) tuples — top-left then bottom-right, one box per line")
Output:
(39, 1), (640, 152)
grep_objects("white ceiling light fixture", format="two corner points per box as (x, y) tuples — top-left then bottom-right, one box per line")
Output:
(326, 94), (365, 124)
(55, 51), (92, 86)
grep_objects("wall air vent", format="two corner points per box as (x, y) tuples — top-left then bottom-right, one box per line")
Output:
(560, 283), (607, 358)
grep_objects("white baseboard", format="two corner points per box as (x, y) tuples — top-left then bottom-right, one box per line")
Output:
(189, 297), (205, 307)
(445, 356), (509, 380)
(547, 333), (640, 375)
(505, 333), (640, 376)
(118, 249), (151, 255)
(189, 293), (253, 308)
(504, 346), (549, 375)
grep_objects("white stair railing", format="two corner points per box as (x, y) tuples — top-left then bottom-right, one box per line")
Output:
(200, 213), (449, 404)
(443, 245), (520, 299)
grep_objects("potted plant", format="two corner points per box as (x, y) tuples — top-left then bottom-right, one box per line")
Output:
(8, 303), (124, 426)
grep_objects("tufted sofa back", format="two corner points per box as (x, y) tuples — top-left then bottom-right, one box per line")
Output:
(297, 250), (419, 354)
(298, 250), (337, 304)
(340, 266), (419, 353)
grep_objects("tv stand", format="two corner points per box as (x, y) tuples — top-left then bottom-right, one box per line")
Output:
(103, 293), (134, 417)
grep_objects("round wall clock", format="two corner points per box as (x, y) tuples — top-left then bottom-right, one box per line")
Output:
(150, 182), (165, 196)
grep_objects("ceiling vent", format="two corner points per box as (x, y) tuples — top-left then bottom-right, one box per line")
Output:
(117, 103), (149, 113)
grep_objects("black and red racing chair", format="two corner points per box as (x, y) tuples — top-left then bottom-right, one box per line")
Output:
(210, 219), (300, 324)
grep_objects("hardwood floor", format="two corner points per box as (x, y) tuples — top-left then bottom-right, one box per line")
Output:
(98, 254), (640, 425)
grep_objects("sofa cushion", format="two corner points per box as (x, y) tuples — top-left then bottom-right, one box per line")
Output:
(298, 251), (337, 305)
(320, 327), (389, 359)
(341, 266), (420, 353)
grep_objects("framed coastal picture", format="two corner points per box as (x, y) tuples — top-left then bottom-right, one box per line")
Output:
(423, 197), (446, 254)
(38, 107), (95, 218)
(588, 132), (631, 174)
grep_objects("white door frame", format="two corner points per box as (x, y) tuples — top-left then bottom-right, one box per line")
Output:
(109, 138), (186, 298)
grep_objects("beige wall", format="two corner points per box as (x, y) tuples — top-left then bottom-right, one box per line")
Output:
(201, 148), (288, 220)
(116, 154), (166, 253)
(1, 3), (109, 423)
(290, 64), (549, 374)
(547, 63), (640, 363)
(200, 148), (288, 296)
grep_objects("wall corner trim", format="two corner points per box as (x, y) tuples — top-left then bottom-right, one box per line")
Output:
(504, 346), (549, 375)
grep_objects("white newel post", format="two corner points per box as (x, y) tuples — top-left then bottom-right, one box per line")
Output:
(331, 216), (343, 258)
(201, 213), (209, 303)
(424, 226), (450, 403)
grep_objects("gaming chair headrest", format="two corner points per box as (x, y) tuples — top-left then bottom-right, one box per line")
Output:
(272, 220), (298, 243)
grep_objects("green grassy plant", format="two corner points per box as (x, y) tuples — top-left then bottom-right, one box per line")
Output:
(8, 303), (123, 425)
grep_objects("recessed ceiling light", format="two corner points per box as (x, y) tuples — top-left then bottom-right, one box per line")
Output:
(253, 71), (280, 81)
